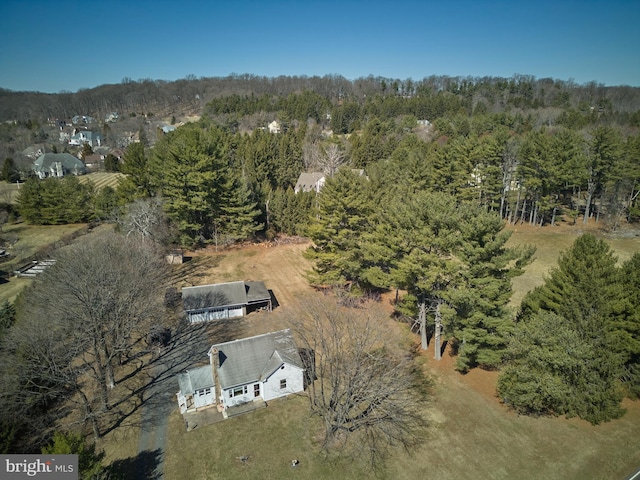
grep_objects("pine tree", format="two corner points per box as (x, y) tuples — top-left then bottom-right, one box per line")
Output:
(305, 169), (373, 288)
(619, 253), (640, 397)
(502, 234), (628, 423)
(497, 311), (624, 424)
(452, 205), (534, 371)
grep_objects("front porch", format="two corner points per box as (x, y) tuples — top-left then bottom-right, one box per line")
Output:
(181, 399), (267, 430)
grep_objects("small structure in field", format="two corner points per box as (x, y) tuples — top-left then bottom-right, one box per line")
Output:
(176, 329), (305, 418)
(14, 259), (56, 277)
(182, 280), (272, 324)
(165, 249), (184, 265)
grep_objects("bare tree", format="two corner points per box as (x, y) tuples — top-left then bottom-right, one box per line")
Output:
(120, 197), (171, 244)
(318, 142), (347, 176)
(291, 297), (425, 469)
(20, 230), (167, 426)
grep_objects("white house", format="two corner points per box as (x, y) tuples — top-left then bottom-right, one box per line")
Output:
(268, 120), (281, 134)
(181, 281), (272, 324)
(294, 172), (325, 194)
(176, 329), (306, 418)
(69, 131), (102, 148)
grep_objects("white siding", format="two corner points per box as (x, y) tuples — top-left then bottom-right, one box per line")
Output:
(188, 306), (244, 323)
(262, 363), (305, 401)
(222, 384), (253, 407)
(194, 387), (215, 408)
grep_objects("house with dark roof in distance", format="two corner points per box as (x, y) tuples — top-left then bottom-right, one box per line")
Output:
(294, 172), (325, 194)
(176, 329), (305, 417)
(181, 280), (272, 324)
(33, 153), (86, 179)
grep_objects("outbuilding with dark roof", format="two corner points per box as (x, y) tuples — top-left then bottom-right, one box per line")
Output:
(181, 280), (272, 323)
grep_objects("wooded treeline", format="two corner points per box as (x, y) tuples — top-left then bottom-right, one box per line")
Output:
(2, 73), (640, 123)
(6, 73), (640, 434)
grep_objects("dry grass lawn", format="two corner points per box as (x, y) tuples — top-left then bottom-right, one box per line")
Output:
(151, 227), (640, 480)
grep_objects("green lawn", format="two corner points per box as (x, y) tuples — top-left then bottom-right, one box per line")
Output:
(0, 222), (89, 303)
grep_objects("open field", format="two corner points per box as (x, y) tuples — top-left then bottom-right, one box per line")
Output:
(506, 220), (640, 307)
(78, 172), (125, 190)
(99, 227), (639, 480)
(0, 222), (89, 303)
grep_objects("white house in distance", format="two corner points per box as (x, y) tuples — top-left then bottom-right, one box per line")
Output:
(176, 329), (305, 418)
(268, 120), (281, 134)
(181, 281), (272, 323)
(69, 131), (102, 148)
(294, 172), (325, 194)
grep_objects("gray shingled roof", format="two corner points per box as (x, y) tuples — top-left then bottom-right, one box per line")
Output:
(182, 281), (270, 311)
(211, 329), (302, 389)
(33, 153), (85, 174)
(177, 365), (214, 395)
(294, 172), (325, 193)
(182, 281), (247, 311)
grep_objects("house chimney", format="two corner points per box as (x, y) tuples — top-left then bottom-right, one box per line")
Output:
(210, 347), (222, 408)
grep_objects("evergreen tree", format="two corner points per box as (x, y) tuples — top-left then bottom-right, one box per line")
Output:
(42, 431), (104, 480)
(502, 234), (628, 423)
(16, 177), (93, 225)
(619, 253), (640, 397)
(2, 158), (19, 183)
(497, 311), (624, 424)
(452, 205), (534, 371)
(119, 142), (152, 198)
(305, 169), (373, 288)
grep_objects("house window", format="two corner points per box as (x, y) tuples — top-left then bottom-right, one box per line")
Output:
(197, 388), (211, 397)
(230, 386), (248, 398)
(254, 384), (260, 397)
(280, 379), (287, 390)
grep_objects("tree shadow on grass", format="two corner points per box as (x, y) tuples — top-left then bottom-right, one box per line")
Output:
(101, 317), (246, 436)
(108, 448), (162, 480)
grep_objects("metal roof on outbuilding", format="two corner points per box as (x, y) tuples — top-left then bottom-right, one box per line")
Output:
(181, 281), (271, 311)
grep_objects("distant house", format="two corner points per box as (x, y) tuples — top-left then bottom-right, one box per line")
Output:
(33, 153), (86, 179)
(72, 115), (95, 125)
(105, 112), (119, 123)
(176, 329), (305, 417)
(182, 280), (272, 323)
(21, 145), (46, 160)
(161, 125), (177, 134)
(69, 131), (102, 148)
(268, 120), (281, 134)
(294, 172), (325, 194)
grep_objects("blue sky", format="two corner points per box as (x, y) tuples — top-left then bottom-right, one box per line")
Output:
(0, 0), (638, 93)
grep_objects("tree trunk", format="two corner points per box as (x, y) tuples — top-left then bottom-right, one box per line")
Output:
(78, 388), (101, 440)
(92, 344), (110, 410)
(584, 179), (595, 223)
(551, 205), (557, 226)
(418, 300), (427, 351)
(434, 301), (442, 361)
(519, 198), (527, 224)
(510, 187), (522, 224)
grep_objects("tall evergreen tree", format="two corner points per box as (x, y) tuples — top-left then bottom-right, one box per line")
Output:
(502, 234), (628, 423)
(305, 169), (373, 288)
